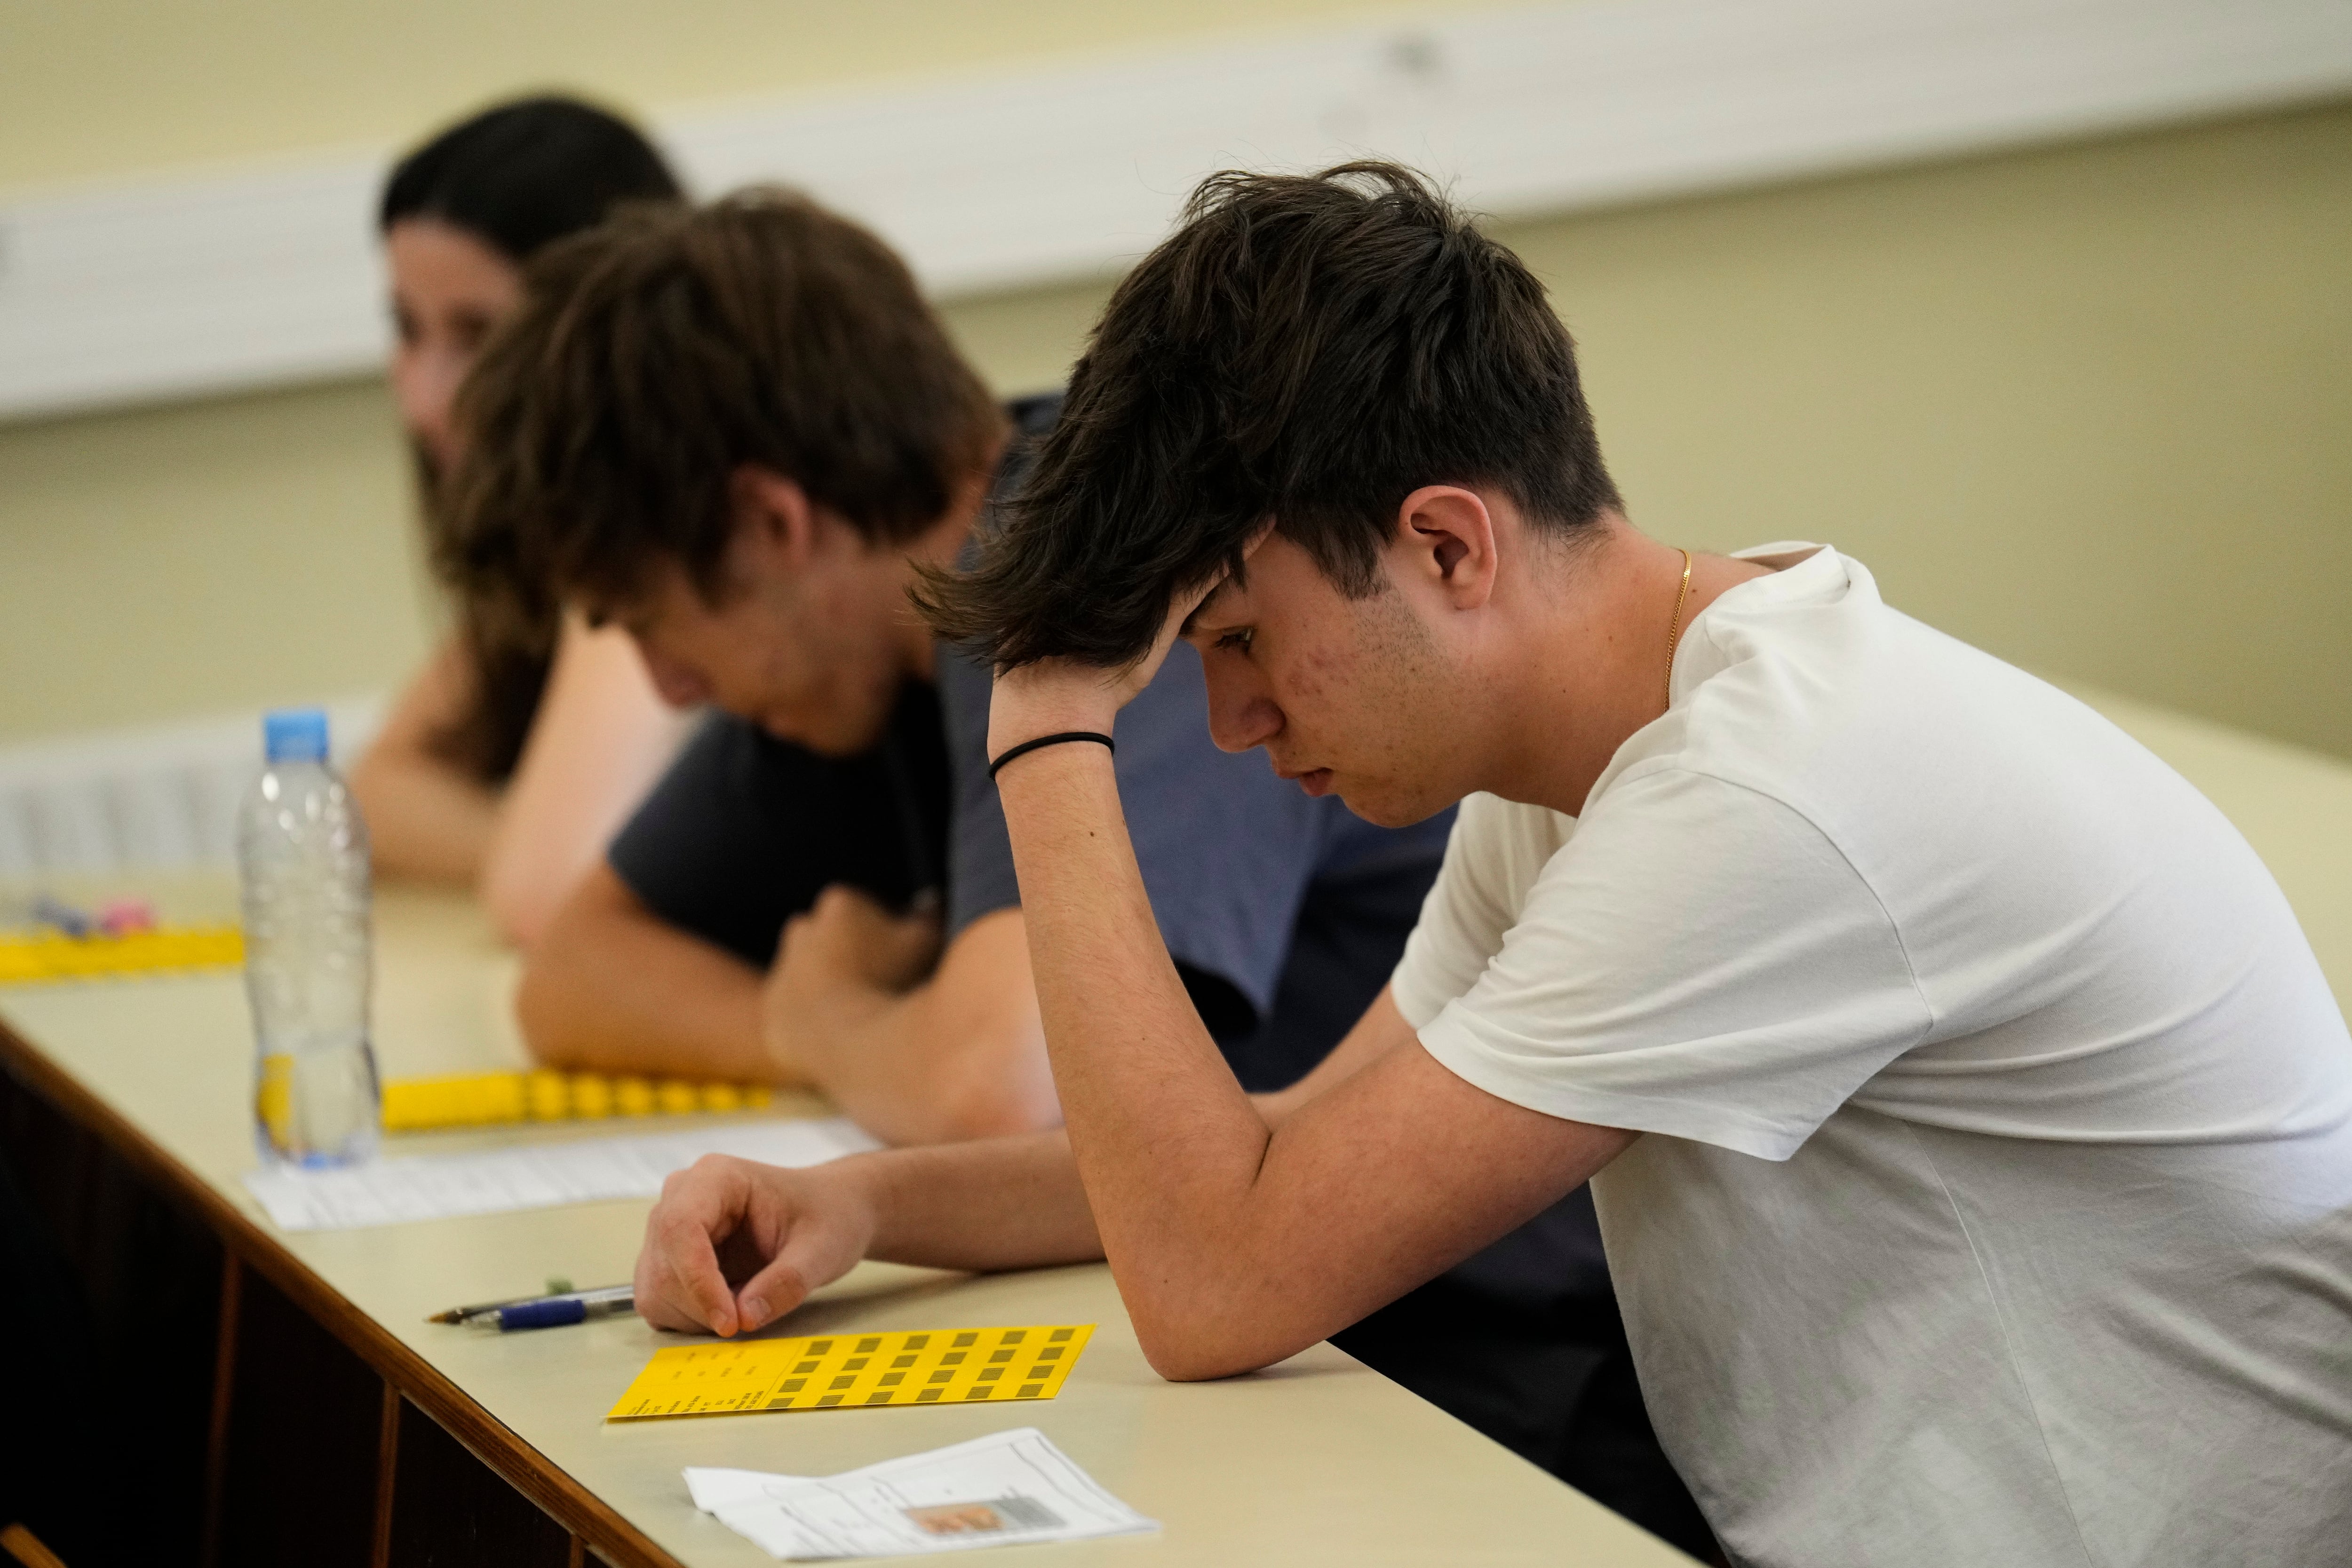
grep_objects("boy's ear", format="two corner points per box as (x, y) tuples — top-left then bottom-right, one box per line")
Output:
(729, 465), (818, 562)
(1395, 485), (1500, 611)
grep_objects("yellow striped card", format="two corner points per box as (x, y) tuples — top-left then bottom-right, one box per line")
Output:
(608, 1324), (1095, 1420)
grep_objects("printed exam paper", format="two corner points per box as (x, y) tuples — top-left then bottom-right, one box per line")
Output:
(685, 1427), (1158, 1559)
(242, 1117), (879, 1230)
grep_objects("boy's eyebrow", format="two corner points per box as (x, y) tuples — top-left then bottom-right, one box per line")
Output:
(1178, 569), (1245, 639)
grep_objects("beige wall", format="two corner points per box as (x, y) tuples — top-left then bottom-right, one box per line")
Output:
(3, 97), (2348, 757)
(1526, 100), (2352, 760)
(0, 0), (1483, 191)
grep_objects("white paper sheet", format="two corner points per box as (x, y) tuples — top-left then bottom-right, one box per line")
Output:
(242, 1117), (880, 1231)
(686, 1427), (1159, 1560)
(687, 1468), (816, 1511)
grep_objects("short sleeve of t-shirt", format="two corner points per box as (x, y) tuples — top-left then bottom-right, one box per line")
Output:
(1390, 791), (1568, 1028)
(938, 641), (1338, 1022)
(607, 689), (948, 968)
(1399, 765), (1933, 1161)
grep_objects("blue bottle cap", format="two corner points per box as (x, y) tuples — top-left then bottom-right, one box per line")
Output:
(262, 708), (330, 763)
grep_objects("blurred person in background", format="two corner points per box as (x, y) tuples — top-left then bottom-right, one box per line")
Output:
(350, 94), (691, 944)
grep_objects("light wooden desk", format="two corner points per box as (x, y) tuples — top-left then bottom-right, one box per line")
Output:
(0, 906), (1688, 1566)
(4, 689), (2346, 1568)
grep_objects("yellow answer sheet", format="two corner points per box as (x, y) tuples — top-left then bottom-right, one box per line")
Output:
(608, 1324), (1095, 1420)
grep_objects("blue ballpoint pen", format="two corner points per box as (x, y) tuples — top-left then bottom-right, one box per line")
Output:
(431, 1283), (636, 1330)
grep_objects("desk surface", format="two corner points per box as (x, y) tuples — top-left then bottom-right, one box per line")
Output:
(6, 688), (2349, 1568)
(0, 917), (1687, 1565)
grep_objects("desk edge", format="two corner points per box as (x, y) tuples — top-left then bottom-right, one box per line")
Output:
(0, 1011), (685, 1568)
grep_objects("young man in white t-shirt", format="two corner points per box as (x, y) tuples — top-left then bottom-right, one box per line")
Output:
(633, 163), (2352, 1566)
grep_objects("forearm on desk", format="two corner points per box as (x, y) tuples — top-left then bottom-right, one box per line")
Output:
(826, 977), (1399, 1272)
(777, 907), (1060, 1147)
(516, 865), (786, 1084)
(633, 1129), (1102, 1335)
(851, 1130), (1103, 1273)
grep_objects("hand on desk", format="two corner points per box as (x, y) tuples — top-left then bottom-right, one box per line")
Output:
(636, 1155), (879, 1336)
(637, 1136), (1109, 1337)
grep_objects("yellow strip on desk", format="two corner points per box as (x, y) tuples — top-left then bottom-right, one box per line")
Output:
(0, 925), (243, 984)
(608, 1325), (1096, 1420)
(381, 1070), (772, 1131)
(0, 932), (774, 1132)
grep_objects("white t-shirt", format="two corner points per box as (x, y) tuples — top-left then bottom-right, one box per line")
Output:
(1392, 544), (2352, 1568)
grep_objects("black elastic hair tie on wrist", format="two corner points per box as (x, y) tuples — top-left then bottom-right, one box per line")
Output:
(987, 731), (1116, 781)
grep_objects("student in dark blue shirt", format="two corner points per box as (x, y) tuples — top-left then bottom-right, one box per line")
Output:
(456, 190), (1708, 1555)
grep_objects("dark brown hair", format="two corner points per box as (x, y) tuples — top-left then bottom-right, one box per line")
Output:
(385, 94), (684, 783)
(382, 94), (681, 261)
(917, 162), (1619, 669)
(444, 188), (1005, 622)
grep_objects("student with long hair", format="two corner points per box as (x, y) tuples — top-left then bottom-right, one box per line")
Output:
(351, 95), (690, 944)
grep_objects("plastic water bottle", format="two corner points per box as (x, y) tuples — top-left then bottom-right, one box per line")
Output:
(238, 708), (379, 1167)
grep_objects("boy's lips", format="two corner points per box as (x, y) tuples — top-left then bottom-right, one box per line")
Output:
(1278, 764), (1335, 797)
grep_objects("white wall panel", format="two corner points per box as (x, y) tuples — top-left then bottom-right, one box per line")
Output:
(0, 700), (382, 879)
(1, 0), (2347, 420)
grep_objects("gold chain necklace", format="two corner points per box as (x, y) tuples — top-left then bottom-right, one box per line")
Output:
(1664, 548), (1693, 710)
